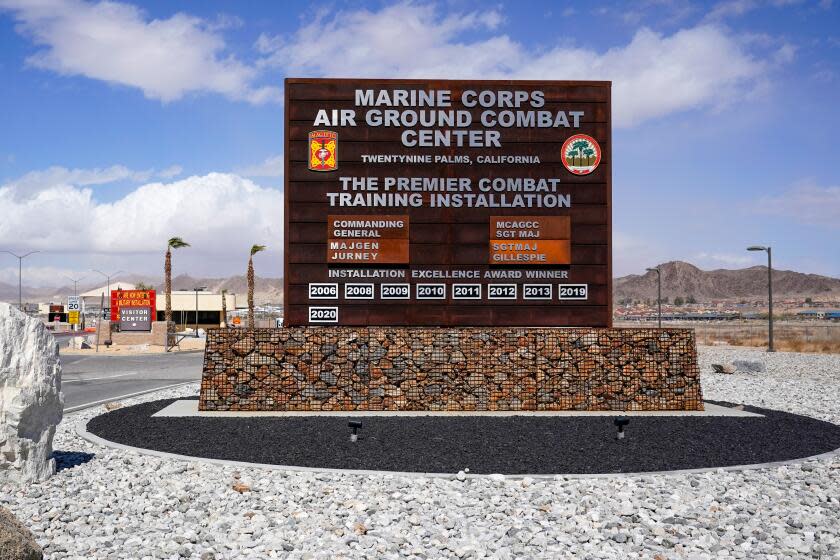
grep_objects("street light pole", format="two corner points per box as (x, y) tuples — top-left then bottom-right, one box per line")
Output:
(92, 269), (124, 319)
(193, 286), (207, 332)
(747, 245), (774, 352)
(64, 275), (85, 297)
(2, 250), (40, 311)
(646, 267), (662, 328)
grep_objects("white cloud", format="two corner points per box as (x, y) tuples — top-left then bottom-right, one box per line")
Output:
(258, 3), (780, 127)
(0, 265), (84, 288)
(705, 0), (757, 20)
(755, 181), (840, 228)
(0, 0), (280, 104)
(158, 165), (183, 179)
(0, 172), (283, 255)
(237, 154), (283, 178)
(774, 43), (797, 64)
(612, 231), (666, 276)
(693, 252), (754, 267)
(3, 164), (181, 197)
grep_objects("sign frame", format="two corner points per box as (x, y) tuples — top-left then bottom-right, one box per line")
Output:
(284, 78), (612, 327)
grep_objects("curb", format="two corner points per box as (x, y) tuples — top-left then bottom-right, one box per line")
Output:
(76, 413), (840, 481)
(64, 382), (199, 413)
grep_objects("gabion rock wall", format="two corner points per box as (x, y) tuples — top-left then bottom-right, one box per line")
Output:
(199, 328), (703, 411)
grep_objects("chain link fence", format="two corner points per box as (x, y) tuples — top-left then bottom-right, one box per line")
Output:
(615, 321), (840, 353)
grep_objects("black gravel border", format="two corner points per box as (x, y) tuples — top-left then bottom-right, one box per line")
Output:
(86, 398), (840, 475)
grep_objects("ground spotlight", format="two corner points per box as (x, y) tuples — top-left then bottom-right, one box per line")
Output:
(348, 421), (362, 442)
(614, 416), (630, 440)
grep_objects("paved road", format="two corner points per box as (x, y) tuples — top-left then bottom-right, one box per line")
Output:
(60, 351), (203, 411)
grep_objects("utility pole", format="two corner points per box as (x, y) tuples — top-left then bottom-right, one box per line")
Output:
(2, 250), (40, 311)
(646, 267), (662, 328)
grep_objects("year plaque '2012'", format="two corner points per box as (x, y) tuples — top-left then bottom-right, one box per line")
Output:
(284, 78), (612, 327)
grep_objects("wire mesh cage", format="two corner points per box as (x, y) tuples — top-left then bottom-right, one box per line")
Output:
(199, 327), (702, 412)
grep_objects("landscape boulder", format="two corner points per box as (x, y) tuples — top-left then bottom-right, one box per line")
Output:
(0, 303), (63, 483)
(711, 363), (736, 374)
(0, 505), (43, 559)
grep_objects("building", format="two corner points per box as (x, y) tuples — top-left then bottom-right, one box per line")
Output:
(158, 290), (238, 329)
(797, 310), (840, 321)
(76, 284), (238, 329)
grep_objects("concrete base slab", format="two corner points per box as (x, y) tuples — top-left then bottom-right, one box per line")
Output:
(153, 399), (763, 418)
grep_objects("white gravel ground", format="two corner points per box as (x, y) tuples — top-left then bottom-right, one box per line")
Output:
(3, 346), (840, 560)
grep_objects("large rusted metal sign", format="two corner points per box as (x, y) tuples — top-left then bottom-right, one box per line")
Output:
(284, 78), (612, 327)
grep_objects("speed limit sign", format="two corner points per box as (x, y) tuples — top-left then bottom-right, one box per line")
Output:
(67, 296), (81, 311)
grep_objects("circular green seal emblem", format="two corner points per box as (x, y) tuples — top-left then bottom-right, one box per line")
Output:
(562, 134), (601, 175)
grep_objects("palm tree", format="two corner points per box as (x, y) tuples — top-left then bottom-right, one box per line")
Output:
(247, 245), (266, 329)
(220, 288), (228, 328)
(572, 140), (589, 166)
(165, 237), (190, 333)
(583, 147), (595, 166)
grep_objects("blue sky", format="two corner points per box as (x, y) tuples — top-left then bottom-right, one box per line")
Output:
(0, 0), (838, 287)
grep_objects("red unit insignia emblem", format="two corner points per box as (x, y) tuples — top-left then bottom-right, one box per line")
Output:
(309, 130), (338, 171)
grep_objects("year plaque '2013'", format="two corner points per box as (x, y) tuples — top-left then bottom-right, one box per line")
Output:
(284, 78), (612, 327)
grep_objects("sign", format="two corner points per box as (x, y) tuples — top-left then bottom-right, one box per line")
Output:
(119, 306), (152, 331)
(327, 215), (409, 263)
(284, 78), (612, 327)
(110, 290), (156, 323)
(67, 295), (81, 324)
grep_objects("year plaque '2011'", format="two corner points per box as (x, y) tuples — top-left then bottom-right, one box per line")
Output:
(284, 78), (612, 327)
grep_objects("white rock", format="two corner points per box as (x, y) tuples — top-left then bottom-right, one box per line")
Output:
(733, 360), (766, 373)
(0, 303), (63, 483)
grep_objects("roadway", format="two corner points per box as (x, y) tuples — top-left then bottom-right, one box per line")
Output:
(60, 351), (203, 412)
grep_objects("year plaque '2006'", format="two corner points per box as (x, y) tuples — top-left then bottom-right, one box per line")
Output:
(284, 78), (612, 327)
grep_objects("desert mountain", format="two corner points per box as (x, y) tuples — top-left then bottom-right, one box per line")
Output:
(614, 261), (840, 302)
(0, 274), (283, 306)
(3, 261), (838, 305)
(168, 274), (283, 305)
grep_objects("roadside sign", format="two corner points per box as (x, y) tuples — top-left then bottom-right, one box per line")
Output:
(102, 307), (110, 319)
(111, 290), (156, 322)
(232, 316), (241, 326)
(68, 311), (80, 324)
(119, 306), (152, 331)
(67, 296), (81, 311)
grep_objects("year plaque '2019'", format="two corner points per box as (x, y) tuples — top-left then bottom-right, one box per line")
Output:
(284, 78), (612, 327)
